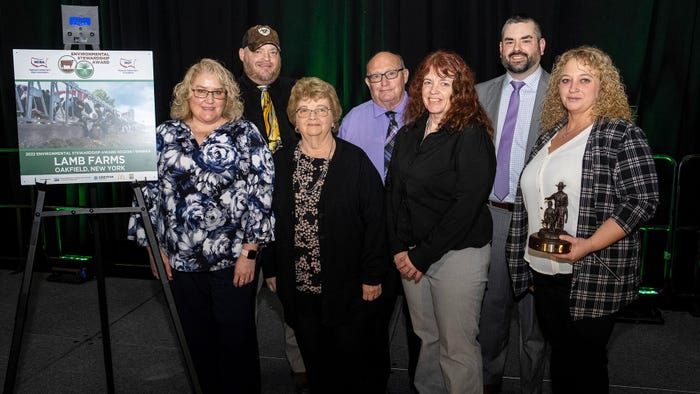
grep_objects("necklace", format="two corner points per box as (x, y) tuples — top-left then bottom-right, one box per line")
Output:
(550, 122), (592, 153)
(424, 118), (440, 137)
(191, 129), (211, 141)
(563, 123), (577, 136)
(294, 139), (335, 195)
(188, 119), (228, 139)
(300, 138), (335, 159)
(559, 122), (590, 141)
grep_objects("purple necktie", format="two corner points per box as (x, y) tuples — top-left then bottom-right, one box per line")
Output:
(384, 111), (398, 175)
(494, 81), (525, 200)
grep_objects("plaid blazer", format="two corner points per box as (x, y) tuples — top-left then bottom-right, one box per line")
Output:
(507, 118), (659, 320)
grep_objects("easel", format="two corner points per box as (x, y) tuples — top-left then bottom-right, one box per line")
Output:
(3, 182), (202, 394)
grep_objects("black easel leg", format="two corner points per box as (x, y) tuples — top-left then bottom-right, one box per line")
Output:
(12, 208), (26, 274)
(692, 231), (700, 317)
(89, 185), (115, 394)
(132, 183), (202, 394)
(3, 188), (46, 394)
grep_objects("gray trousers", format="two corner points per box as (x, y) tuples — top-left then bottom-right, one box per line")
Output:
(403, 245), (490, 394)
(479, 205), (546, 393)
(256, 275), (306, 373)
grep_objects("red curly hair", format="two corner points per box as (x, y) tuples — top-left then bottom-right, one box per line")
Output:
(404, 50), (493, 136)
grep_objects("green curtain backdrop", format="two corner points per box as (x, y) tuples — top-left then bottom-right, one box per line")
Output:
(1, 0), (699, 281)
(3, 0), (698, 155)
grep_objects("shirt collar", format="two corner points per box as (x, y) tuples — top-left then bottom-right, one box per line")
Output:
(241, 73), (278, 90)
(371, 91), (408, 119)
(505, 65), (543, 91)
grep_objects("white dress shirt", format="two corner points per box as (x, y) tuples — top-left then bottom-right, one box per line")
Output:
(520, 125), (592, 275)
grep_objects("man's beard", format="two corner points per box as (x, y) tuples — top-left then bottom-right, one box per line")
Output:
(244, 63), (281, 85)
(502, 52), (536, 74)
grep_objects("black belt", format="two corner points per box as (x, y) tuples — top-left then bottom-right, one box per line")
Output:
(487, 200), (514, 212)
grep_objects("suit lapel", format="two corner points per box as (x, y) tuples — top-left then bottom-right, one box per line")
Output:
(525, 71), (550, 156)
(484, 76), (507, 124)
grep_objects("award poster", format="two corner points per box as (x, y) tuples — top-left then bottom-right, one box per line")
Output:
(13, 49), (158, 185)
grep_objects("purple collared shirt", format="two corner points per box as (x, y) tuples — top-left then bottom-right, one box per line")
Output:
(338, 93), (408, 183)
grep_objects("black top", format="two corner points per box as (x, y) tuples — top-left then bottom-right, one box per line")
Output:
(266, 138), (388, 327)
(237, 73), (298, 149)
(386, 115), (496, 272)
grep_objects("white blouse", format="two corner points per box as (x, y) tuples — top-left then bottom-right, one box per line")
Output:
(520, 125), (592, 275)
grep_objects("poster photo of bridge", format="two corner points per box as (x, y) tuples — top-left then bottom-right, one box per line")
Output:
(13, 49), (157, 185)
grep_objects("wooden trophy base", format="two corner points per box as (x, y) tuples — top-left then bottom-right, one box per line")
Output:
(528, 229), (571, 254)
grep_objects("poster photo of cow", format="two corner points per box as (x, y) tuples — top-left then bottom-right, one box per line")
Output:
(13, 49), (157, 185)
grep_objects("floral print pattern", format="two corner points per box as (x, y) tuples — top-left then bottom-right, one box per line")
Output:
(128, 119), (275, 272)
(292, 146), (330, 294)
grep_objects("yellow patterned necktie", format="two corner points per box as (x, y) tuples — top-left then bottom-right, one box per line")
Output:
(259, 85), (282, 153)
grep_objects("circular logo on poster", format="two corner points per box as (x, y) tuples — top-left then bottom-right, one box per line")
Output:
(75, 60), (94, 79)
(57, 55), (76, 73)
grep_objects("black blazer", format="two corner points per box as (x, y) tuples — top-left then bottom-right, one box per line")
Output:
(267, 138), (387, 327)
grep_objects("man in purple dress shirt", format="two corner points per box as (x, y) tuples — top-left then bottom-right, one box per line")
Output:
(338, 51), (418, 392)
(339, 51), (408, 182)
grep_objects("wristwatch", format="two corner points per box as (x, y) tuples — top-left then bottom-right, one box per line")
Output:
(241, 249), (258, 260)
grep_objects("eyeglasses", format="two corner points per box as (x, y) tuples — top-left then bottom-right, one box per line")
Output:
(366, 68), (405, 83)
(191, 88), (226, 100)
(296, 107), (331, 118)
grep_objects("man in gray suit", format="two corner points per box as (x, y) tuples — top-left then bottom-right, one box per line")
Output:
(476, 14), (549, 394)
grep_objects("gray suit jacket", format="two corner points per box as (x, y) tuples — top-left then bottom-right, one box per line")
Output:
(476, 69), (550, 157)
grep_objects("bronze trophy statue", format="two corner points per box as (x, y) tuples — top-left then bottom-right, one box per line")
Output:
(528, 181), (572, 254)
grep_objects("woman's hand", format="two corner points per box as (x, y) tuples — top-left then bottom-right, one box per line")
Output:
(556, 234), (595, 263)
(234, 243), (258, 287)
(363, 284), (382, 301)
(394, 251), (423, 283)
(557, 219), (626, 264)
(148, 247), (172, 281)
(233, 255), (256, 287)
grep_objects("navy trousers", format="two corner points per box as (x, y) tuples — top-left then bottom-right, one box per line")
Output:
(171, 267), (260, 393)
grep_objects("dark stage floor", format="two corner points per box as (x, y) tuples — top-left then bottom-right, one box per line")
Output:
(1, 268), (699, 393)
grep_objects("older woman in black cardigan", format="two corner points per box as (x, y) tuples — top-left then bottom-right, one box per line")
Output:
(263, 77), (387, 393)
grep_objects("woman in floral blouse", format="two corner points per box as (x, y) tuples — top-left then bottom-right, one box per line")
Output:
(128, 58), (274, 393)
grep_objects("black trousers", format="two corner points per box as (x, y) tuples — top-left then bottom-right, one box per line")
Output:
(360, 266), (421, 393)
(362, 265), (398, 393)
(531, 270), (616, 394)
(292, 292), (372, 394)
(171, 267), (260, 394)
(378, 262), (420, 393)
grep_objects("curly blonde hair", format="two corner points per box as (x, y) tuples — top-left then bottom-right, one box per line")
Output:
(170, 58), (244, 121)
(287, 77), (342, 133)
(541, 46), (633, 131)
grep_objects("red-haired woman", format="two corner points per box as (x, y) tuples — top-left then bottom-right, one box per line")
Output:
(386, 50), (496, 393)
